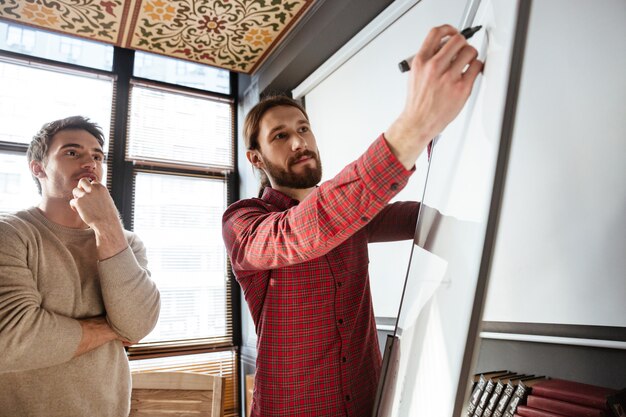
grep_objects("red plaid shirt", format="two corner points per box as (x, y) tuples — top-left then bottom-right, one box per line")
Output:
(223, 135), (418, 417)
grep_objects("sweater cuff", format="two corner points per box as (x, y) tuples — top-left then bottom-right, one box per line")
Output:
(356, 134), (414, 202)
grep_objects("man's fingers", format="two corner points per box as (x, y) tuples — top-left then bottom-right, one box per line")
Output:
(69, 198), (79, 212)
(449, 44), (479, 76)
(72, 187), (85, 199)
(78, 177), (94, 192)
(417, 24), (459, 61)
(462, 58), (484, 86)
(435, 34), (470, 72)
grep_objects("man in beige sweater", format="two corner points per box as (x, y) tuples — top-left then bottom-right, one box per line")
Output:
(0, 116), (161, 416)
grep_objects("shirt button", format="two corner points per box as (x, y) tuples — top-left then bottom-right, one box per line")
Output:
(337, 282), (343, 288)
(342, 356), (347, 363)
(338, 318), (344, 325)
(391, 182), (399, 191)
(345, 395), (351, 401)
(360, 216), (368, 222)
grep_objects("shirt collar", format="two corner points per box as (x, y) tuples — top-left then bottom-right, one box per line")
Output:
(260, 187), (300, 209)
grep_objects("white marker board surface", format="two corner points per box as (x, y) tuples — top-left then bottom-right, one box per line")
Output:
(375, 0), (524, 416)
(482, 0), (626, 330)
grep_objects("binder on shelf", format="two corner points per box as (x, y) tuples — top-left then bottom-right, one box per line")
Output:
(515, 405), (568, 417)
(526, 394), (608, 417)
(532, 379), (617, 411)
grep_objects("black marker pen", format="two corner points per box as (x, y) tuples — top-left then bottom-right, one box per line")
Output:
(398, 25), (482, 72)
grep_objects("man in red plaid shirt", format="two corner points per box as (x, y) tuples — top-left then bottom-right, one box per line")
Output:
(223, 25), (483, 417)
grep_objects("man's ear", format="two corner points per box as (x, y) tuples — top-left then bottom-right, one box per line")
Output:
(30, 160), (46, 179)
(246, 150), (265, 169)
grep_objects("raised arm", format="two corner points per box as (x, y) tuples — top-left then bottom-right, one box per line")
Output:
(69, 179), (160, 343)
(97, 232), (160, 343)
(224, 25), (482, 273)
(224, 136), (413, 272)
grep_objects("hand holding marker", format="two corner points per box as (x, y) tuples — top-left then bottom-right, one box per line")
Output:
(398, 25), (482, 160)
(398, 25), (482, 72)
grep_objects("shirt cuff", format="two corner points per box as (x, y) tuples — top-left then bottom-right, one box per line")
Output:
(356, 134), (414, 202)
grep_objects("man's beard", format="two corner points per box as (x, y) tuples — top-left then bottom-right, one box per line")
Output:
(262, 149), (323, 189)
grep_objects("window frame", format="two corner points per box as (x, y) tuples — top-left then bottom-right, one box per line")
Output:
(112, 49), (241, 357)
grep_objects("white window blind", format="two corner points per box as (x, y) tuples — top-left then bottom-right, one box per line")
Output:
(127, 83), (233, 169)
(0, 59), (113, 145)
(0, 152), (40, 213)
(132, 172), (231, 345)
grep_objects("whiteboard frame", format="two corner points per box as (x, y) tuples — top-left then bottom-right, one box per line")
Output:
(451, 0), (532, 413)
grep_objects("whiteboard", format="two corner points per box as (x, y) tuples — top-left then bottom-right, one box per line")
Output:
(374, 0), (526, 416)
(303, 0), (525, 413)
(302, 0), (527, 414)
(482, 0), (626, 329)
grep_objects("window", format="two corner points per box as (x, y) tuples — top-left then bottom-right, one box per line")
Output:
(6, 25), (35, 52)
(0, 57), (113, 210)
(125, 81), (234, 350)
(128, 83), (233, 168)
(0, 60), (113, 145)
(0, 152), (39, 212)
(58, 38), (83, 63)
(134, 51), (230, 94)
(125, 59), (237, 417)
(132, 172), (230, 344)
(0, 21), (113, 71)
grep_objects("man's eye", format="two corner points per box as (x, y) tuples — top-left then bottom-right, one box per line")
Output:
(299, 126), (309, 133)
(274, 132), (287, 140)
(94, 155), (103, 161)
(67, 150), (78, 157)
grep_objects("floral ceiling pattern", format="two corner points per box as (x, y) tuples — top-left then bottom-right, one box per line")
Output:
(0, 0), (315, 74)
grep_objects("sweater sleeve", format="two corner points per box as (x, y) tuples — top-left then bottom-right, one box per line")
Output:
(0, 220), (82, 373)
(223, 135), (414, 272)
(97, 232), (160, 342)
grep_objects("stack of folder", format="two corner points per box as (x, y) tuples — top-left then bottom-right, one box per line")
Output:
(467, 374), (625, 417)
(515, 378), (618, 417)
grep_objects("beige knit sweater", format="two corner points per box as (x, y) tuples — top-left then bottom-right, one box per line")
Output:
(0, 207), (160, 417)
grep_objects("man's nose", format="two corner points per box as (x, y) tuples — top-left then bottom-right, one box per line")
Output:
(80, 156), (97, 169)
(291, 134), (307, 151)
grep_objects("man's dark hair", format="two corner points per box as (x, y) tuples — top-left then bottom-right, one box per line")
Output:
(27, 116), (105, 195)
(243, 95), (309, 197)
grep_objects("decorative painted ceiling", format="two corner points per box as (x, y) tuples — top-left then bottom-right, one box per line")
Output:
(0, 0), (315, 74)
